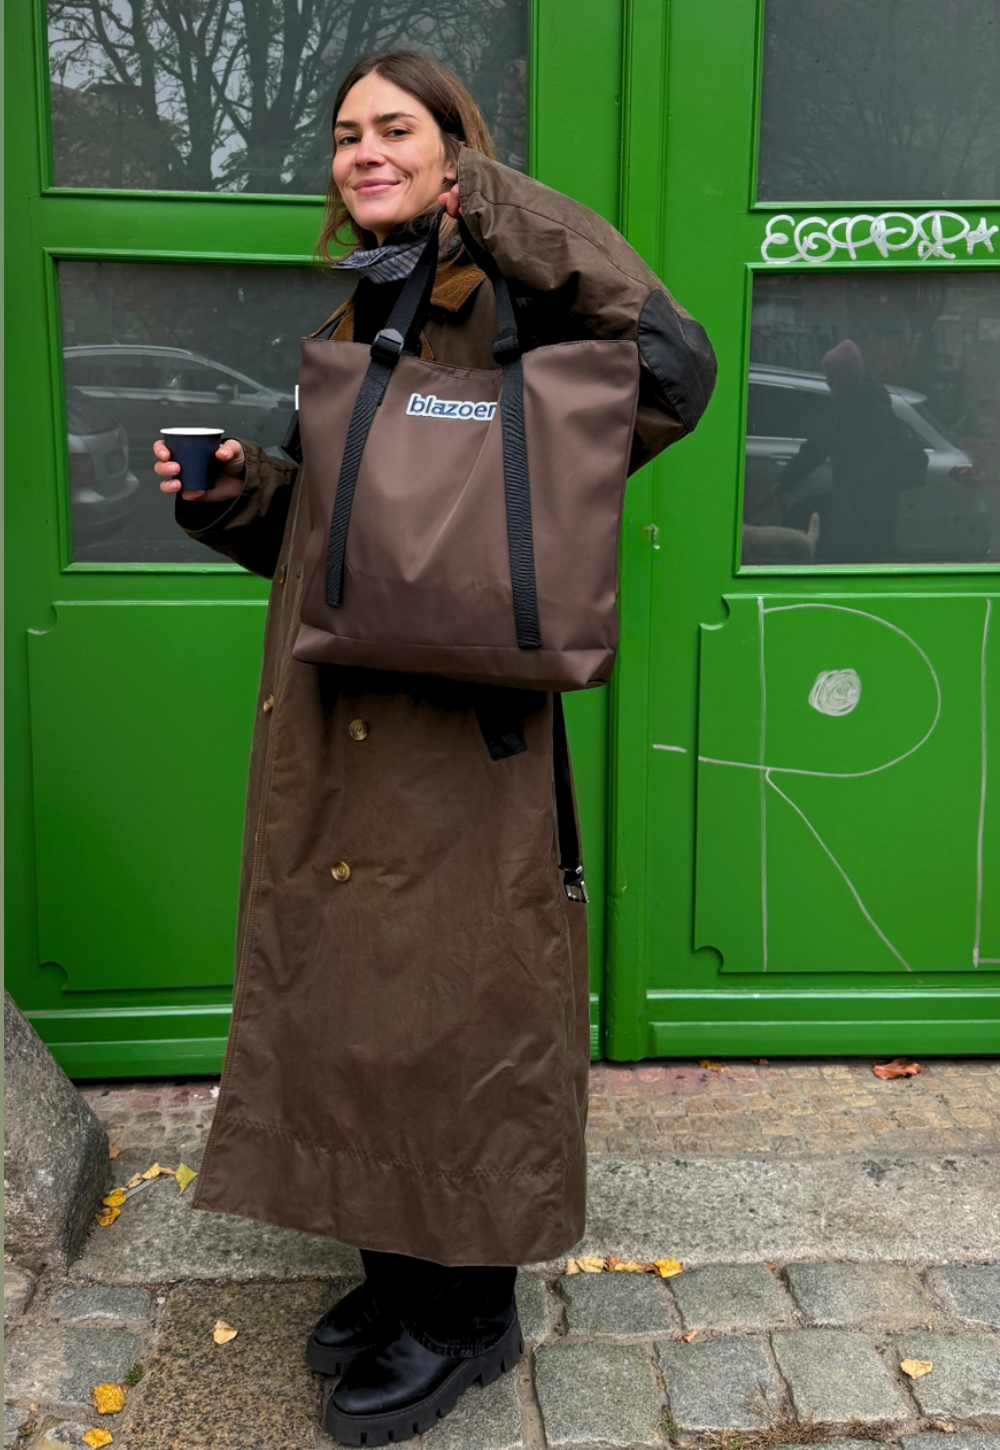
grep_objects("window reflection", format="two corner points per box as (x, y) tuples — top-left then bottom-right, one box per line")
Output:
(743, 273), (999, 566)
(48, 0), (528, 192)
(60, 259), (352, 564)
(759, 0), (1000, 202)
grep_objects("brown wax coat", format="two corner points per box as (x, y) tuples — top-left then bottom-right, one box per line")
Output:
(184, 151), (715, 1265)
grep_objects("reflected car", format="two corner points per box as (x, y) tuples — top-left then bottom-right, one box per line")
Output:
(744, 364), (990, 562)
(63, 344), (295, 459)
(66, 386), (140, 544)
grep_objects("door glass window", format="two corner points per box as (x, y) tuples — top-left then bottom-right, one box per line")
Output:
(59, 258), (353, 564)
(742, 271), (1000, 565)
(47, 0), (529, 192)
(758, 0), (1000, 203)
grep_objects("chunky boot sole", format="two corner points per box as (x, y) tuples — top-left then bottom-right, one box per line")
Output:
(323, 1317), (523, 1446)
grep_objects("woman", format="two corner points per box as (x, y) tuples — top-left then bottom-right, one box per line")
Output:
(155, 51), (715, 1447)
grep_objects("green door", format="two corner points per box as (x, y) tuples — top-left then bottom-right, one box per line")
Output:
(606, 0), (1000, 1056)
(5, 0), (623, 1074)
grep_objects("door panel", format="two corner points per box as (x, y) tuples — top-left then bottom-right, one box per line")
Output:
(607, 0), (1000, 1057)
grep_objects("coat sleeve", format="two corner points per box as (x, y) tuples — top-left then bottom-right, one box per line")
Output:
(174, 440), (298, 580)
(458, 149), (717, 473)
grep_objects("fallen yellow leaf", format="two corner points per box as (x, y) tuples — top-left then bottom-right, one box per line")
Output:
(125, 1173), (143, 1189)
(872, 1058), (924, 1080)
(574, 1256), (607, 1274)
(698, 1059), (727, 1072)
(140, 1163), (163, 1180)
(108, 1144), (120, 1160)
(102, 1188), (127, 1209)
(213, 1319), (238, 1345)
(83, 1430), (114, 1447)
(90, 1383), (125, 1414)
(677, 1330), (698, 1342)
(607, 1257), (648, 1273)
(175, 1163), (198, 1195)
(564, 1258), (579, 1274)
(900, 1358), (933, 1379)
(653, 1258), (684, 1278)
(95, 1207), (120, 1227)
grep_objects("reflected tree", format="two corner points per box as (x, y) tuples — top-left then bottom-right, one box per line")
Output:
(759, 0), (1000, 201)
(48, 0), (527, 192)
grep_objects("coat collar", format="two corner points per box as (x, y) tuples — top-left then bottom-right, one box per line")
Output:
(310, 261), (487, 350)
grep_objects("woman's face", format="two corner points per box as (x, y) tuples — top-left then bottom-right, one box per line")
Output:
(333, 73), (455, 245)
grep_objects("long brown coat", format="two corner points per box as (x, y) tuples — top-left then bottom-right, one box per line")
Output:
(186, 150), (715, 1266)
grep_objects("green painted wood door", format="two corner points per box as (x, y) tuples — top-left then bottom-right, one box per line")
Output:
(606, 0), (1000, 1056)
(5, 0), (623, 1074)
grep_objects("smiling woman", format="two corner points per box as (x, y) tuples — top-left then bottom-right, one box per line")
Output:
(152, 45), (715, 1450)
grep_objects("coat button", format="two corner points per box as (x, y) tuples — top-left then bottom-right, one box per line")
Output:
(277, 564), (287, 585)
(330, 861), (351, 882)
(262, 694), (275, 713)
(349, 719), (369, 741)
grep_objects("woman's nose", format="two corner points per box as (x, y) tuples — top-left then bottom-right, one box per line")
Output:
(354, 133), (385, 165)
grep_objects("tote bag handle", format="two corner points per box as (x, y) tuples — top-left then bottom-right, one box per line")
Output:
(322, 209), (542, 652)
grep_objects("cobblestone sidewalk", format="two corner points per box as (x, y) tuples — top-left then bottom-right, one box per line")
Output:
(4, 1059), (999, 1450)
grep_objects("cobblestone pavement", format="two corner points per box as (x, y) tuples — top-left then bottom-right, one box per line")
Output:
(5, 1059), (999, 1450)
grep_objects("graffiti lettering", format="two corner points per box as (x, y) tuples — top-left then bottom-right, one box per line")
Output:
(762, 211), (998, 265)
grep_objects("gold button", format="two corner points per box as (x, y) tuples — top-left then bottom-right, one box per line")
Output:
(277, 563), (287, 585)
(349, 719), (369, 741)
(262, 694), (275, 713)
(330, 861), (351, 882)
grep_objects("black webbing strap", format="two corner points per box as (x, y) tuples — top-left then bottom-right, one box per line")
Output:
(324, 218), (441, 607)
(553, 695), (588, 903)
(460, 218), (541, 650)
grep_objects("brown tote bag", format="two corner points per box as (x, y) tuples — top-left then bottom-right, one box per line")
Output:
(292, 210), (641, 693)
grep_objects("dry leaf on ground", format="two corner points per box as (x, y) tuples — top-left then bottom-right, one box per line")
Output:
(677, 1330), (698, 1342)
(698, 1059), (727, 1072)
(175, 1163), (198, 1194)
(107, 1145), (120, 1160)
(124, 1173), (144, 1189)
(573, 1255), (607, 1273)
(83, 1430), (114, 1447)
(102, 1188), (127, 1209)
(872, 1058), (924, 1080)
(900, 1358), (933, 1379)
(94, 1207), (120, 1227)
(607, 1257), (653, 1273)
(653, 1258), (684, 1278)
(213, 1319), (238, 1345)
(90, 1383), (125, 1414)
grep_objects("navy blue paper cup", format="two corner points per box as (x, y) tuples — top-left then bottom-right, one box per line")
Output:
(160, 427), (224, 494)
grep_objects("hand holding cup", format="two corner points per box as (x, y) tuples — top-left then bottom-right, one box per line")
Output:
(154, 433), (247, 502)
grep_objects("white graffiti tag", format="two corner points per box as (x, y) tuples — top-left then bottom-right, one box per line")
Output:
(762, 211), (998, 265)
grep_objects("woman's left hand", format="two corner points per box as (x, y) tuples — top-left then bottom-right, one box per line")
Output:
(437, 183), (462, 219)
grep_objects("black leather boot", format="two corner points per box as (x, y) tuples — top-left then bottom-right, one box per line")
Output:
(323, 1317), (523, 1446)
(305, 1281), (394, 1376)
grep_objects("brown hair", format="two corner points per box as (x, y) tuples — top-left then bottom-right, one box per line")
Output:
(315, 50), (496, 261)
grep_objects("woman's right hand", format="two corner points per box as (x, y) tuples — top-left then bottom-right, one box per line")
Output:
(154, 438), (247, 502)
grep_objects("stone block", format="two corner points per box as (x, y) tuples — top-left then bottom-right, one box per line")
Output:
(890, 1330), (1000, 1417)
(4, 1264), (38, 1321)
(785, 1262), (935, 1328)
(23, 1418), (96, 1449)
(669, 1263), (795, 1331)
(535, 1342), (664, 1448)
(771, 1329), (910, 1423)
(69, 1145), (361, 1284)
(3, 991), (109, 1268)
(3, 1324), (143, 1409)
(418, 1373), (523, 1450)
(48, 1284), (153, 1325)
(126, 1279), (332, 1448)
(925, 1265), (1000, 1327)
(511, 1272), (548, 1346)
(561, 1271), (675, 1336)
(901, 1437), (1000, 1450)
(657, 1335), (778, 1432)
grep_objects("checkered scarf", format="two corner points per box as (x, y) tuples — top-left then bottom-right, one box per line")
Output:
(332, 218), (461, 284)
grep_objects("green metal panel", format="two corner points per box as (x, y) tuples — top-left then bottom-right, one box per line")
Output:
(5, 0), (624, 1073)
(606, 0), (1000, 1057)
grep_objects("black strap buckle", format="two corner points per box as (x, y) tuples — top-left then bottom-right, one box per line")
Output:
(561, 864), (589, 905)
(492, 328), (521, 365)
(371, 327), (406, 366)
